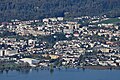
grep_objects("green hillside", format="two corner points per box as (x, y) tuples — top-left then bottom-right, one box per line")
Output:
(0, 0), (120, 22)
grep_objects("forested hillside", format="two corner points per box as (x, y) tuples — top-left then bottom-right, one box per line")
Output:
(0, 0), (120, 22)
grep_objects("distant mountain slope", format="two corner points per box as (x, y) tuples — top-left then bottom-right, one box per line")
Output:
(0, 0), (120, 22)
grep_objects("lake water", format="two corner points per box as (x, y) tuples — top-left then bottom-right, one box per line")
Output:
(0, 68), (119, 80)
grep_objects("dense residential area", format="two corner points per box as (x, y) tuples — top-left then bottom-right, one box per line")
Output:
(0, 16), (120, 71)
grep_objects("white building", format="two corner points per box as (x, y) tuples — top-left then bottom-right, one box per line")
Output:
(19, 58), (40, 67)
(28, 39), (36, 45)
(0, 49), (18, 56)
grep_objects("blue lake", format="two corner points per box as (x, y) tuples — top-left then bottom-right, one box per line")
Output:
(0, 68), (119, 80)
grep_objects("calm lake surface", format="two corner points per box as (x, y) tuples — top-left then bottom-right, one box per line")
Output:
(0, 68), (119, 80)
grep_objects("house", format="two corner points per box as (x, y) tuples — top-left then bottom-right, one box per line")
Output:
(43, 18), (49, 23)
(28, 39), (36, 45)
(0, 49), (4, 56)
(57, 17), (64, 21)
(73, 31), (79, 37)
(49, 55), (59, 59)
(100, 48), (110, 53)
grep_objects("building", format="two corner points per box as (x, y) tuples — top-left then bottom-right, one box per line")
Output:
(0, 49), (18, 56)
(19, 58), (40, 67)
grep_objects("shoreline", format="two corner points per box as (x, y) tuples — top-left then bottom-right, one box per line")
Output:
(0, 65), (120, 72)
(81, 65), (120, 70)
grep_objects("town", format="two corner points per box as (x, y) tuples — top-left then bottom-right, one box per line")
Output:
(0, 15), (120, 72)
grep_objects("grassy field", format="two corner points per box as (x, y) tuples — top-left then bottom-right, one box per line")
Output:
(100, 18), (120, 24)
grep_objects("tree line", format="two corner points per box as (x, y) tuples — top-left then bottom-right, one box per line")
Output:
(0, 0), (120, 22)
